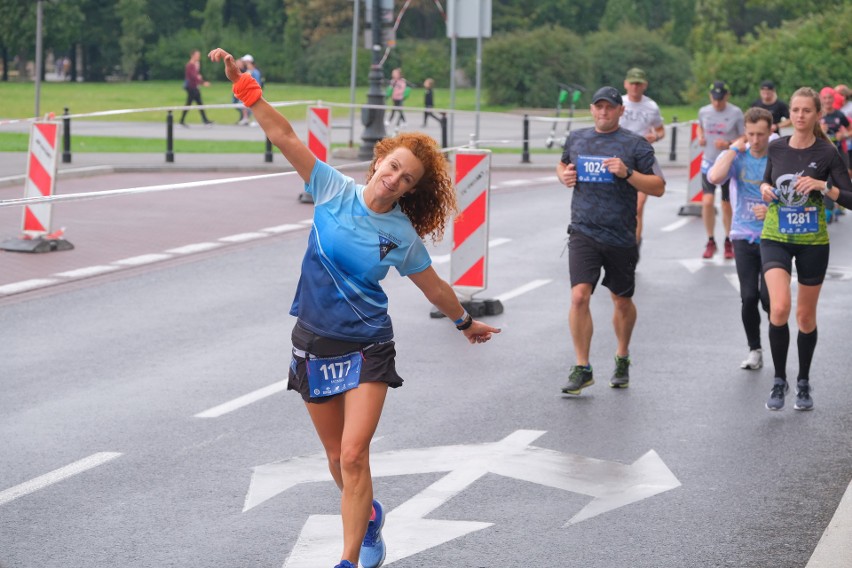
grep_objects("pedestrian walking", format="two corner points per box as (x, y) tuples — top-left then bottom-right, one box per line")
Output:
(208, 47), (500, 568)
(707, 108), (774, 370)
(697, 81), (745, 259)
(619, 67), (665, 251)
(758, 87), (852, 411)
(179, 49), (213, 127)
(385, 68), (411, 127)
(421, 78), (441, 127)
(556, 86), (666, 395)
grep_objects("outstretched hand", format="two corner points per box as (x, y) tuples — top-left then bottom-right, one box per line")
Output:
(207, 48), (242, 83)
(463, 320), (501, 345)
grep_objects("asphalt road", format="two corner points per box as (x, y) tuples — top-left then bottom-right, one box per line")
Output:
(2, 165), (852, 567)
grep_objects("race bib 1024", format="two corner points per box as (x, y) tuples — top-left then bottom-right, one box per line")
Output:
(576, 155), (614, 183)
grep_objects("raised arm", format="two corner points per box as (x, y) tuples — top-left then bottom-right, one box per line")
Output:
(208, 48), (316, 183)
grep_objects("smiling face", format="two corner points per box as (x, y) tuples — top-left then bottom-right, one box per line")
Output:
(366, 147), (424, 210)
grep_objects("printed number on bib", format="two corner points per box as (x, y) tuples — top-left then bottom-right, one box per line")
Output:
(306, 351), (363, 398)
(778, 205), (818, 234)
(577, 155), (614, 183)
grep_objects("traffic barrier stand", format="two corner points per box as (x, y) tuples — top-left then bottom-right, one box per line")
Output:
(431, 149), (503, 319)
(678, 121), (703, 216)
(299, 106), (331, 204)
(1, 118), (74, 253)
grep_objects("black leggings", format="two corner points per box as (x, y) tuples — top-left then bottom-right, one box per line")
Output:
(733, 240), (769, 350)
(180, 87), (210, 124)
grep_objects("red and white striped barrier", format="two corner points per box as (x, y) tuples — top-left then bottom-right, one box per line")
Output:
(451, 150), (491, 297)
(1, 120), (73, 253)
(307, 106), (330, 163)
(678, 121), (703, 216)
(299, 107), (331, 203)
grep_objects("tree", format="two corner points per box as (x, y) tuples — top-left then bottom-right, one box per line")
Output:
(482, 25), (591, 108)
(118, 0), (153, 79)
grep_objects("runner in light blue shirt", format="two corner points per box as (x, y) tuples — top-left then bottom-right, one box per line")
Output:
(209, 47), (500, 568)
(708, 107), (773, 372)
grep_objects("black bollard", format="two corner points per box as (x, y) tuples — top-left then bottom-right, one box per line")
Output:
(669, 116), (677, 162)
(440, 113), (448, 148)
(62, 107), (71, 163)
(522, 114), (531, 164)
(265, 138), (273, 163)
(166, 111), (174, 163)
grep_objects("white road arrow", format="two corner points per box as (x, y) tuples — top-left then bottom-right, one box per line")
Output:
(243, 430), (681, 566)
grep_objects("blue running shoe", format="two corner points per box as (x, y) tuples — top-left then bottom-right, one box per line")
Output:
(334, 561), (356, 568)
(359, 499), (386, 568)
(766, 378), (788, 411)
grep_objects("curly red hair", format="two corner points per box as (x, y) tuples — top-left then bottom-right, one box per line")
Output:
(367, 132), (457, 241)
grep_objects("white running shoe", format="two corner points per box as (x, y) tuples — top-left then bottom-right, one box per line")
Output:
(741, 349), (763, 370)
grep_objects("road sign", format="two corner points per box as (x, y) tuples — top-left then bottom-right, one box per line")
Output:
(243, 430), (680, 566)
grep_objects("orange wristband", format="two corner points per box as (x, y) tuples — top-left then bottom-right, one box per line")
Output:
(233, 73), (262, 107)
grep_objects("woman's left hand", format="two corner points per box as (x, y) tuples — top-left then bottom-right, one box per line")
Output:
(463, 321), (501, 344)
(794, 176), (826, 195)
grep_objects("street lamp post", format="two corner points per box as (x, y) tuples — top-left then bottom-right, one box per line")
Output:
(358, 0), (387, 160)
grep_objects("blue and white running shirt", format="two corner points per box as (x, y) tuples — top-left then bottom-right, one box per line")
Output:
(289, 160), (431, 342)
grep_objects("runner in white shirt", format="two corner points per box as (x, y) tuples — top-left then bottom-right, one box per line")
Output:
(620, 67), (665, 251)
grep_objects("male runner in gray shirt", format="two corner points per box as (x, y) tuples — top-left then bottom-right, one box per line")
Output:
(697, 81), (744, 260)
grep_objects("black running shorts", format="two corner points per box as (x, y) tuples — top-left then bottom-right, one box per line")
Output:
(702, 172), (731, 202)
(287, 321), (403, 404)
(568, 230), (638, 298)
(760, 239), (830, 286)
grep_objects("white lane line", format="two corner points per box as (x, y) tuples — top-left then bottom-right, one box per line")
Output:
(195, 380), (288, 418)
(0, 278), (59, 295)
(261, 224), (307, 234)
(166, 242), (224, 255)
(661, 218), (691, 232)
(299, 218), (313, 225)
(113, 253), (173, 266)
(219, 232), (269, 243)
(0, 452), (122, 507)
(432, 238), (512, 265)
(54, 265), (121, 278)
(495, 279), (553, 303)
(499, 180), (529, 187)
(807, 478), (852, 567)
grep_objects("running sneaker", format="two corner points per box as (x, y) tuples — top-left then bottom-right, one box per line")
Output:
(359, 499), (386, 568)
(562, 365), (594, 395)
(702, 239), (717, 259)
(609, 355), (630, 388)
(334, 561), (356, 568)
(740, 349), (763, 370)
(766, 378), (789, 410)
(724, 238), (735, 259)
(793, 380), (813, 411)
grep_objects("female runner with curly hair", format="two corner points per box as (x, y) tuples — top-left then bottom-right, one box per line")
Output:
(209, 48), (500, 568)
